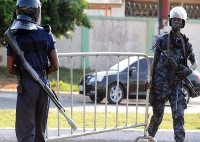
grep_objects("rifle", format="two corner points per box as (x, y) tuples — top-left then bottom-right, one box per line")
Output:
(157, 45), (199, 98)
(4, 28), (78, 131)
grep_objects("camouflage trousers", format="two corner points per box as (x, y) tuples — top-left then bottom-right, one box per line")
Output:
(148, 90), (186, 142)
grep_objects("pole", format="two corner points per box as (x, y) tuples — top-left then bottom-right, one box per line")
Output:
(158, 0), (170, 35)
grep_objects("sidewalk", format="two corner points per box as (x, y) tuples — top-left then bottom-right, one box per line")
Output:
(0, 128), (200, 142)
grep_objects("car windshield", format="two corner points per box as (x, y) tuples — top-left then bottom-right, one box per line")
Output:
(109, 56), (144, 72)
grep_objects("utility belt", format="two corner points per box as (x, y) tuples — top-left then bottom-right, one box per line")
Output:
(17, 70), (47, 95)
(21, 70), (47, 78)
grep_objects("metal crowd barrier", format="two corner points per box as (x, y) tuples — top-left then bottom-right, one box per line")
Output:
(46, 52), (156, 142)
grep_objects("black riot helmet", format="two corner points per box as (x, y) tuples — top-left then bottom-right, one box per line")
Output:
(11, 0), (41, 30)
(16, 0), (41, 23)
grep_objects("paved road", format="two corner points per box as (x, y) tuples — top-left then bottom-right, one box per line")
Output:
(1, 128), (200, 142)
(0, 91), (200, 114)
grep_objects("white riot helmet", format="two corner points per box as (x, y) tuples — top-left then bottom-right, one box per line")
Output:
(169, 6), (187, 28)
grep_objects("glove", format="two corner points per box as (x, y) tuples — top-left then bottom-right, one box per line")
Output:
(177, 65), (192, 79)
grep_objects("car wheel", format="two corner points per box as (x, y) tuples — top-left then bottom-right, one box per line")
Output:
(107, 83), (124, 104)
(182, 85), (190, 104)
(89, 96), (104, 103)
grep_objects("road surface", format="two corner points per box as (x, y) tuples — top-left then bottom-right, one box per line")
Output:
(0, 91), (200, 114)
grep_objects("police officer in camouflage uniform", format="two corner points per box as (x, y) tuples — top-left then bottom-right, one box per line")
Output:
(147, 6), (197, 142)
(6, 0), (58, 141)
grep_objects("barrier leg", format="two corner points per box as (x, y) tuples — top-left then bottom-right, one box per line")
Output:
(134, 135), (157, 142)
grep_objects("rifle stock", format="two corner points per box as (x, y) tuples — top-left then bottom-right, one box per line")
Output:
(4, 28), (78, 131)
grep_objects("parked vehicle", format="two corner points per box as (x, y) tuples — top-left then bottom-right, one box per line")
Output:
(79, 56), (200, 104)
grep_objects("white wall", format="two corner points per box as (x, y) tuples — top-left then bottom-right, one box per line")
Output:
(56, 27), (82, 69)
(182, 23), (200, 69)
(88, 19), (147, 69)
(1, 19), (200, 72)
(0, 48), (7, 67)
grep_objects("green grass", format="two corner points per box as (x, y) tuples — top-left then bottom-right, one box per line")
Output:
(1, 109), (200, 130)
(1, 66), (200, 130)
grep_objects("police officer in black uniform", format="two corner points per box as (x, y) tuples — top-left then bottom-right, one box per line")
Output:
(6, 0), (58, 141)
(147, 6), (197, 142)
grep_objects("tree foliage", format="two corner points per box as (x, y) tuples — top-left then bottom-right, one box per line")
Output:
(0, 0), (16, 46)
(0, 0), (92, 46)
